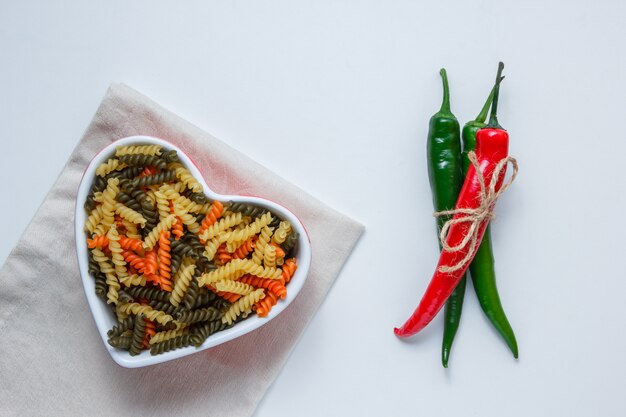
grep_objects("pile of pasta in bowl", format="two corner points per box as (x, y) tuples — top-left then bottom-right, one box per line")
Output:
(82, 141), (301, 358)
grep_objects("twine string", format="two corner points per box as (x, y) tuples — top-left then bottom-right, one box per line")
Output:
(433, 151), (518, 273)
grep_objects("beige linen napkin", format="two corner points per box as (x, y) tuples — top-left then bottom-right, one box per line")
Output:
(0, 84), (364, 417)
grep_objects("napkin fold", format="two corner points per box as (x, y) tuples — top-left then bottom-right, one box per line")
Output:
(0, 84), (364, 417)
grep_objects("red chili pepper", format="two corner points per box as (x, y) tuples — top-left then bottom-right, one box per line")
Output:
(395, 62), (516, 338)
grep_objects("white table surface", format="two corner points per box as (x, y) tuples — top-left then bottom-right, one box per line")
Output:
(2, 1), (625, 416)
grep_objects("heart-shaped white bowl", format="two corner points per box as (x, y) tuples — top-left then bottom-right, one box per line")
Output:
(75, 135), (312, 368)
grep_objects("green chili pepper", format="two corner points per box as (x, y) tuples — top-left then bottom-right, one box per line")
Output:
(425, 69), (465, 368)
(462, 79), (519, 359)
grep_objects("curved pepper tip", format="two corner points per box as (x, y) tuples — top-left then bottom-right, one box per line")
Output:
(393, 327), (407, 337)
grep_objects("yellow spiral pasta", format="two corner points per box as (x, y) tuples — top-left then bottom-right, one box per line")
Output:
(199, 212), (243, 242)
(198, 258), (282, 287)
(107, 225), (128, 282)
(225, 212), (273, 251)
(100, 177), (120, 231)
(272, 221), (292, 245)
(222, 289), (265, 325)
(172, 202), (201, 234)
(263, 244), (277, 268)
(92, 248), (119, 305)
(117, 303), (174, 325)
(159, 185), (206, 214)
(154, 189), (171, 221)
(202, 237), (221, 262)
(96, 158), (127, 177)
(251, 226), (274, 265)
(170, 263), (196, 307)
(143, 214), (176, 250)
(115, 144), (162, 156)
(197, 259), (246, 286)
(115, 202), (146, 226)
(122, 220), (141, 239)
(214, 280), (254, 295)
(148, 326), (190, 345)
(171, 163), (203, 193)
(119, 274), (147, 287)
(84, 205), (104, 234)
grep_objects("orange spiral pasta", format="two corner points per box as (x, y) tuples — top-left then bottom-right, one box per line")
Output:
(271, 243), (286, 259)
(254, 291), (277, 318)
(216, 243), (232, 265)
(87, 235), (109, 249)
(232, 236), (257, 259)
(119, 236), (144, 253)
(142, 319), (156, 348)
(144, 248), (158, 276)
(138, 166), (158, 178)
(122, 250), (146, 273)
(168, 200), (184, 240)
(158, 231), (172, 292)
(281, 258), (298, 284)
(208, 287), (242, 303)
(198, 200), (224, 243)
(239, 274), (288, 299)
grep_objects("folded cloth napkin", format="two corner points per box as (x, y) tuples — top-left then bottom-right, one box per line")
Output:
(0, 84), (364, 417)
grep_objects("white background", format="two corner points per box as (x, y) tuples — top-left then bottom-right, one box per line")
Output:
(2, 1), (625, 416)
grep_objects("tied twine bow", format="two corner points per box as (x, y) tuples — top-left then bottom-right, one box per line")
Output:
(434, 151), (518, 274)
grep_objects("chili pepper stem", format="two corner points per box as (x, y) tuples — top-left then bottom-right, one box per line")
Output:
(487, 62), (505, 129)
(437, 68), (453, 116)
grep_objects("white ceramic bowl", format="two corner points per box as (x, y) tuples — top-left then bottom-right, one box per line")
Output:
(75, 135), (312, 368)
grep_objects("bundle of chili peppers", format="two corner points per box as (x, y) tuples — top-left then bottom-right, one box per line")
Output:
(394, 62), (519, 367)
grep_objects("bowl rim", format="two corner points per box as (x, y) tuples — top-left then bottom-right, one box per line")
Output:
(75, 135), (312, 368)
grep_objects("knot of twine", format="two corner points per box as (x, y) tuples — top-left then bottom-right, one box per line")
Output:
(434, 151), (518, 274)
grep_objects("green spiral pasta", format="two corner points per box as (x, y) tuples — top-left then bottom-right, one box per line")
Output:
(226, 202), (267, 219)
(210, 296), (232, 312)
(108, 335), (133, 349)
(191, 289), (217, 309)
(94, 273), (108, 300)
(118, 154), (167, 170)
(191, 319), (228, 343)
(129, 316), (147, 356)
(125, 286), (171, 303)
(130, 170), (177, 189)
(107, 316), (135, 338)
(118, 289), (134, 304)
(176, 307), (223, 324)
(148, 300), (184, 316)
(161, 149), (179, 163)
(85, 176), (107, 211)
(109, 166), (145, 181)
(115, 191), (142, 213)
(182, 275), (200, 310)
(282, 231), (299, 256)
